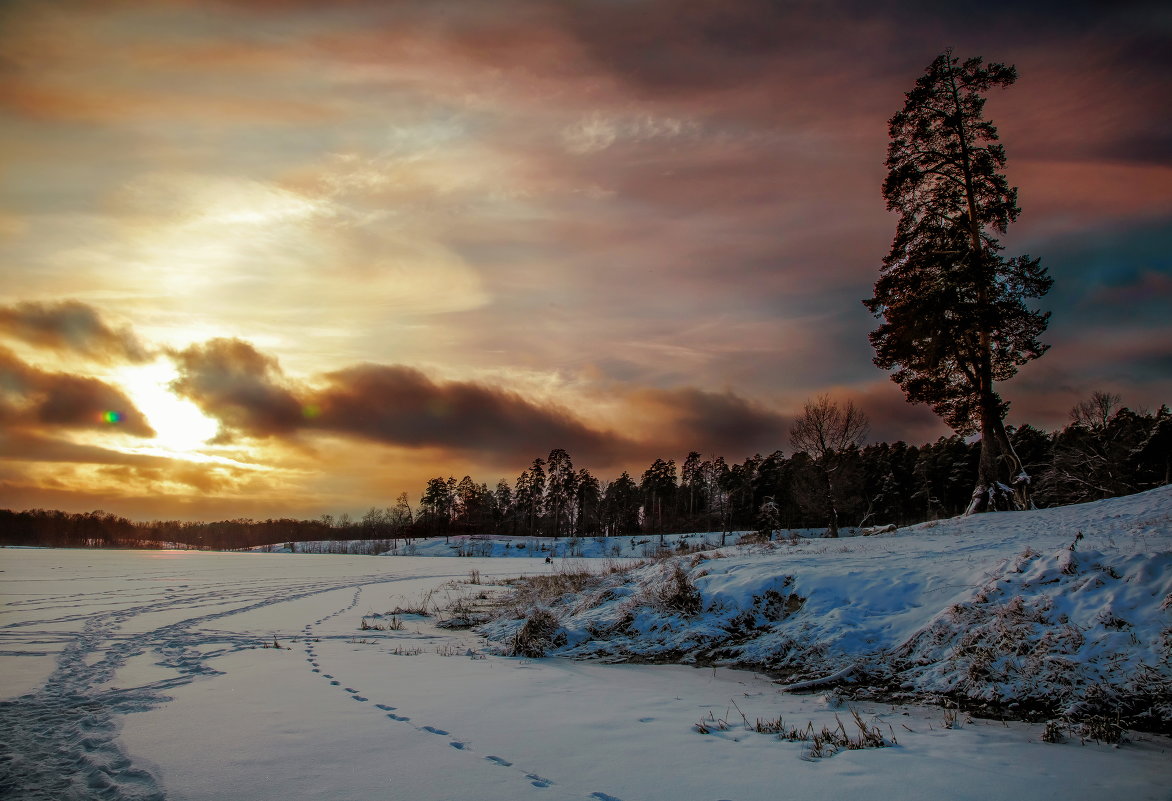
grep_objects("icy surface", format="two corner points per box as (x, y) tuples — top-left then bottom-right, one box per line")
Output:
(2, 492), (1171, 800)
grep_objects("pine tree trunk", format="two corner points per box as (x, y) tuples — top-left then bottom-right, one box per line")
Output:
(968, 389), (1026, 514)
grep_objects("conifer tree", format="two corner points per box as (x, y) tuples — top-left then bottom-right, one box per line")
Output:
(864, 50), (1052, 513)
(545, 448), (577, 539)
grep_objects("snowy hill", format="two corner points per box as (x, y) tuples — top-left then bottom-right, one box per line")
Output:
(480, 487), (1172, 733)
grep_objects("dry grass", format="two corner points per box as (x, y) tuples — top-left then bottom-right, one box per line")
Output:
(638, 561), (702, 616)
(696, 704), (894, 759)
(1075, 714), (1126, 744)
(389, 588), (436, 616)
(499, 560), (647, 614)
(509, 608), (565, 658)
(360, 614), (404, 631)
(1041, 720), (1066, 743)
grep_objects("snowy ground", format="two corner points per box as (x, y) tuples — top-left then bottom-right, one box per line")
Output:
(253, 529), (763, 558)
(3, 494), (1171, 800)
(481, 487), (1172, 733)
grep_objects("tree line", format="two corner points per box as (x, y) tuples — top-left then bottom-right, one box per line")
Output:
(406, 394), (1168, 541)
(5, 393), (1163, 550)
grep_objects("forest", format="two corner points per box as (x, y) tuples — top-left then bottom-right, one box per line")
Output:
(2, 394), (1167, 550)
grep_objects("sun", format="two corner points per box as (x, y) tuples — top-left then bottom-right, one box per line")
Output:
(114, 360), (219, 452)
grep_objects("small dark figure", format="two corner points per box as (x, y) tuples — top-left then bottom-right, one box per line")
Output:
(545, 556), (552, 564)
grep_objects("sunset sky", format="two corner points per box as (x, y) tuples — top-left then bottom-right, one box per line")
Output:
(2, 0), (1169, 521)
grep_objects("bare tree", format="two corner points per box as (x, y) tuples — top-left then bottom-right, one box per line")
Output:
(1070, 391), (1120, 430)
(790, 395), (870, 537)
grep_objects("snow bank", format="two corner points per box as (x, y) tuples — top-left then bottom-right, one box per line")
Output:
(480, 487), (1172, 731)
(253, 530), (767, 558)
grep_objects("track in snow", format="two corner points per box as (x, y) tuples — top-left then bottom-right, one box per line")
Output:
(1, 570), (409, 801)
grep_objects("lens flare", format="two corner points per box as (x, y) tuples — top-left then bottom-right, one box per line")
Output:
(102, 410), (122, 424)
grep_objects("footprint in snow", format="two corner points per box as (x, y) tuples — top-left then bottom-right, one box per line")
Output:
(591, 794), (623, 801)
(351, 696), (367, 702)
(421, 726), (448, 735)
(329, 681), (340, 686)
(485, 756), (512, 767)
(311, 669), (320, 673)
(387, 714), (409, 721)
(449, 741), (467, 750)
(526, 773), (554, 788)
(344, 688), (358, 693)
(374, 704), (395, 711)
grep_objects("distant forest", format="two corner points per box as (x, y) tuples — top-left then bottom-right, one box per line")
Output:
(3, 397), (1168, 550)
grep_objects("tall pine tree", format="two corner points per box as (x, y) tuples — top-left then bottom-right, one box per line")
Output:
(864, 50), (1052, 513)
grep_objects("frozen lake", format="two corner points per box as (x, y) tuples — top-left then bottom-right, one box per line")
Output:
(2, 548), (1169, 800)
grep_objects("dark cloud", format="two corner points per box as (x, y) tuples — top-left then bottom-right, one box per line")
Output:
(622, 386), (794, 461)
(169, 338), (632, 462)
(168, 337), (842, 468)
(170, 338), (304, 441)
(313, 364), (629, 463)
(0, 347), (154, 437)
(0, 300), (151, 363)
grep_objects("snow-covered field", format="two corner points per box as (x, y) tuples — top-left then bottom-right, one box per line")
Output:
(3, 490), (1171, 801)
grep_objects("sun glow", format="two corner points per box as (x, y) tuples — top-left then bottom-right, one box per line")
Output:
(114, 360), (219, 452)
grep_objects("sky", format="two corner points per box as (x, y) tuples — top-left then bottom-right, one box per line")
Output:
(1, 0), (1170, 521)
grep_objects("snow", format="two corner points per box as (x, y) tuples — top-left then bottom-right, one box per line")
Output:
(2, 488), (1171, 800)
(482, 487), (1172, 731)
(253, 529), (762, 559)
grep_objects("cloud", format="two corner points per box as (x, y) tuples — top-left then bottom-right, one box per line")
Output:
(169, 338), (304, 440)
(165, 336), (971, 471)
(312, 363), (629, 462)
(0, 347), (154, 437)
(167, 336), (865, 469)
(0, 431), (170, 467)
(0, 300), (151, 363)
(619, 386), (794, 460)
(169, 338), (631, 461)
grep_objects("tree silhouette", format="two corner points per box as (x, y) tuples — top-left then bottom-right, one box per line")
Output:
(865, 50), (1052, 513)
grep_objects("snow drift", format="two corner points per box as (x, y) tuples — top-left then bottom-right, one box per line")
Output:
(480, 486), (1172, 732)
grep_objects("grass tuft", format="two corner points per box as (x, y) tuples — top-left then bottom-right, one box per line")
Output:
(509, 608), (565, 658)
